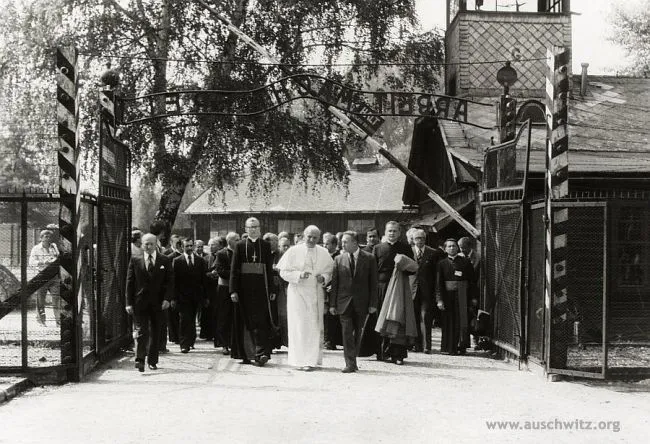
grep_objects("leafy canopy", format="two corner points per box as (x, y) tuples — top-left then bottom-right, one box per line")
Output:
(2, 0), (444, 225)
(610, 0), (650, 75)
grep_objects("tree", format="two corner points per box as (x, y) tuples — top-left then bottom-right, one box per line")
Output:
(610, 0), (650, 75)
(0, 0), (62, 192)
(3, 0), (445, 231)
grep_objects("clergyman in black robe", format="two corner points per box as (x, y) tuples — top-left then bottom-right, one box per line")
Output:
(436, 238), (475, 355)
(359, 221), (414, 361)
(229, 217), (276, 366)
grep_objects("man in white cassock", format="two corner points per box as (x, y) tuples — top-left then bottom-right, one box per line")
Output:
(277, 225), (334, 371)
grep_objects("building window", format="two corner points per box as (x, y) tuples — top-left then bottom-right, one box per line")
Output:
(348, 219), (375, 244)
(278, 219), (304, 238)
(614, 206), (648, 288)
(210, 218), (237, 239)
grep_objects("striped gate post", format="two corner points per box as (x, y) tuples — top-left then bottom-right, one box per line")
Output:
(96, 85), (114, 350)
(56, 45), (81, 377)
(99, 84), (118, 185)
(544, 46), (570, 370)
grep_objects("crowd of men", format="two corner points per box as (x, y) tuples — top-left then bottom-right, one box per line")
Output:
(126, 218), (481, 373)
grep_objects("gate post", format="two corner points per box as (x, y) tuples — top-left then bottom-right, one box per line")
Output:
(96, 71), (118, 350)
(56, 45), (82, 381)
(544, 46), (570, 370)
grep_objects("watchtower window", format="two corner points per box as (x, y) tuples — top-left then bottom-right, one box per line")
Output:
(447, 0), (570, 26)
(516, 100), (546, 126)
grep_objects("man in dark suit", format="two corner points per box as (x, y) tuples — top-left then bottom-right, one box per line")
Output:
(411, 228), (445, 353)
(362, 227), (380, 253)
(205, 237), (222, 349)
(165, 235), (183, 345)
(172, 238), (208, 353)
(196, 239), (212, 340)
(330, 231), (378, 373)
(323, 232), (342, 350)
(215, 233), (238, 354)
(126, 233), (173, 372)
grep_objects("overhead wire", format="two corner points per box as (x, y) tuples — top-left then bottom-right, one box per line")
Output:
(78, 52), (547, 68)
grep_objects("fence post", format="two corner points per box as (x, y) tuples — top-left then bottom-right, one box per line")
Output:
(544, 45), (570, 371)
(20, 196), (28, 369)
(56, 45), (81, 381)
(97, 71), (119, 351)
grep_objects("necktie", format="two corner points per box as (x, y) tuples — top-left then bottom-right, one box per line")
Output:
(188, 255), (193, 267)
(417, 249), (423, 261)
(147, 255), (154, 273)
(350, 253), (355, 275)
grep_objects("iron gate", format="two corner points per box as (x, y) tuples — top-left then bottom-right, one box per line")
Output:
(523, 197), (650, 379)
(96, 198), (131, 356)
(480, 121), (530, 357)
(546, 201), (607, 378)
(96, 93), (132, 359)
(483, 203), (524, 356)
(0, 192), (130, 379)
(526, 202), (546, 362)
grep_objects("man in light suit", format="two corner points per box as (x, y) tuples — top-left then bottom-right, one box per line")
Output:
(126, 233), (173, 372)
(411, 228), (445, 353)
(330, 231), (378, 373)
(172, 238), (208, 353)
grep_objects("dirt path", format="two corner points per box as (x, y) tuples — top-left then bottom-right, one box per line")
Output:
(1, 332), (648, 444)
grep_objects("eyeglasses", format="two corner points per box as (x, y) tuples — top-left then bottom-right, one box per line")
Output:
(246, 225), (260, 229)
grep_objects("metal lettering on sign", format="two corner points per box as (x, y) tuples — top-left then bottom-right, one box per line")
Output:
(116, 74), (493, 132)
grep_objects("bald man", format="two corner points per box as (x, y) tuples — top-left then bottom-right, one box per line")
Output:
(126, 233), (173, 372)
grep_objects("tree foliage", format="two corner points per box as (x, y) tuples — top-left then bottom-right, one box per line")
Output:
(610, 0), (650, 75)
(0, 1), (64, 191)
(2, 0), (444, 230)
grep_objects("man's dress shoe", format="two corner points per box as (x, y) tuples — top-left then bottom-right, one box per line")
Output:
(148, 363), (158, 370)
(254, 355), (269, 367)
(135, 361), (144, 372)
(180, 348), (189, 354)
(341, 367), (357, 373)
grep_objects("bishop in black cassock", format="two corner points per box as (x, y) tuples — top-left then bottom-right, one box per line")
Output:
(229, 218), (276, 366)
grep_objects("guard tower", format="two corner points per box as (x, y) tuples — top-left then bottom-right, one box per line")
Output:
(445, 0), (572, 97)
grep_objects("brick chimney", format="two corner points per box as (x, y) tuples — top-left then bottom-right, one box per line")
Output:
(580, 62), (589, 96)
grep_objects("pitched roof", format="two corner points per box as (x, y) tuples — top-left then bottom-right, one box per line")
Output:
(439, 76), (650, 175)
(184, 168), (406, 214)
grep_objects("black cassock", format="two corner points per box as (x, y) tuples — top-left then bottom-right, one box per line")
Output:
(436, 255), (475, 354)
(229, 238), (276, 361)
